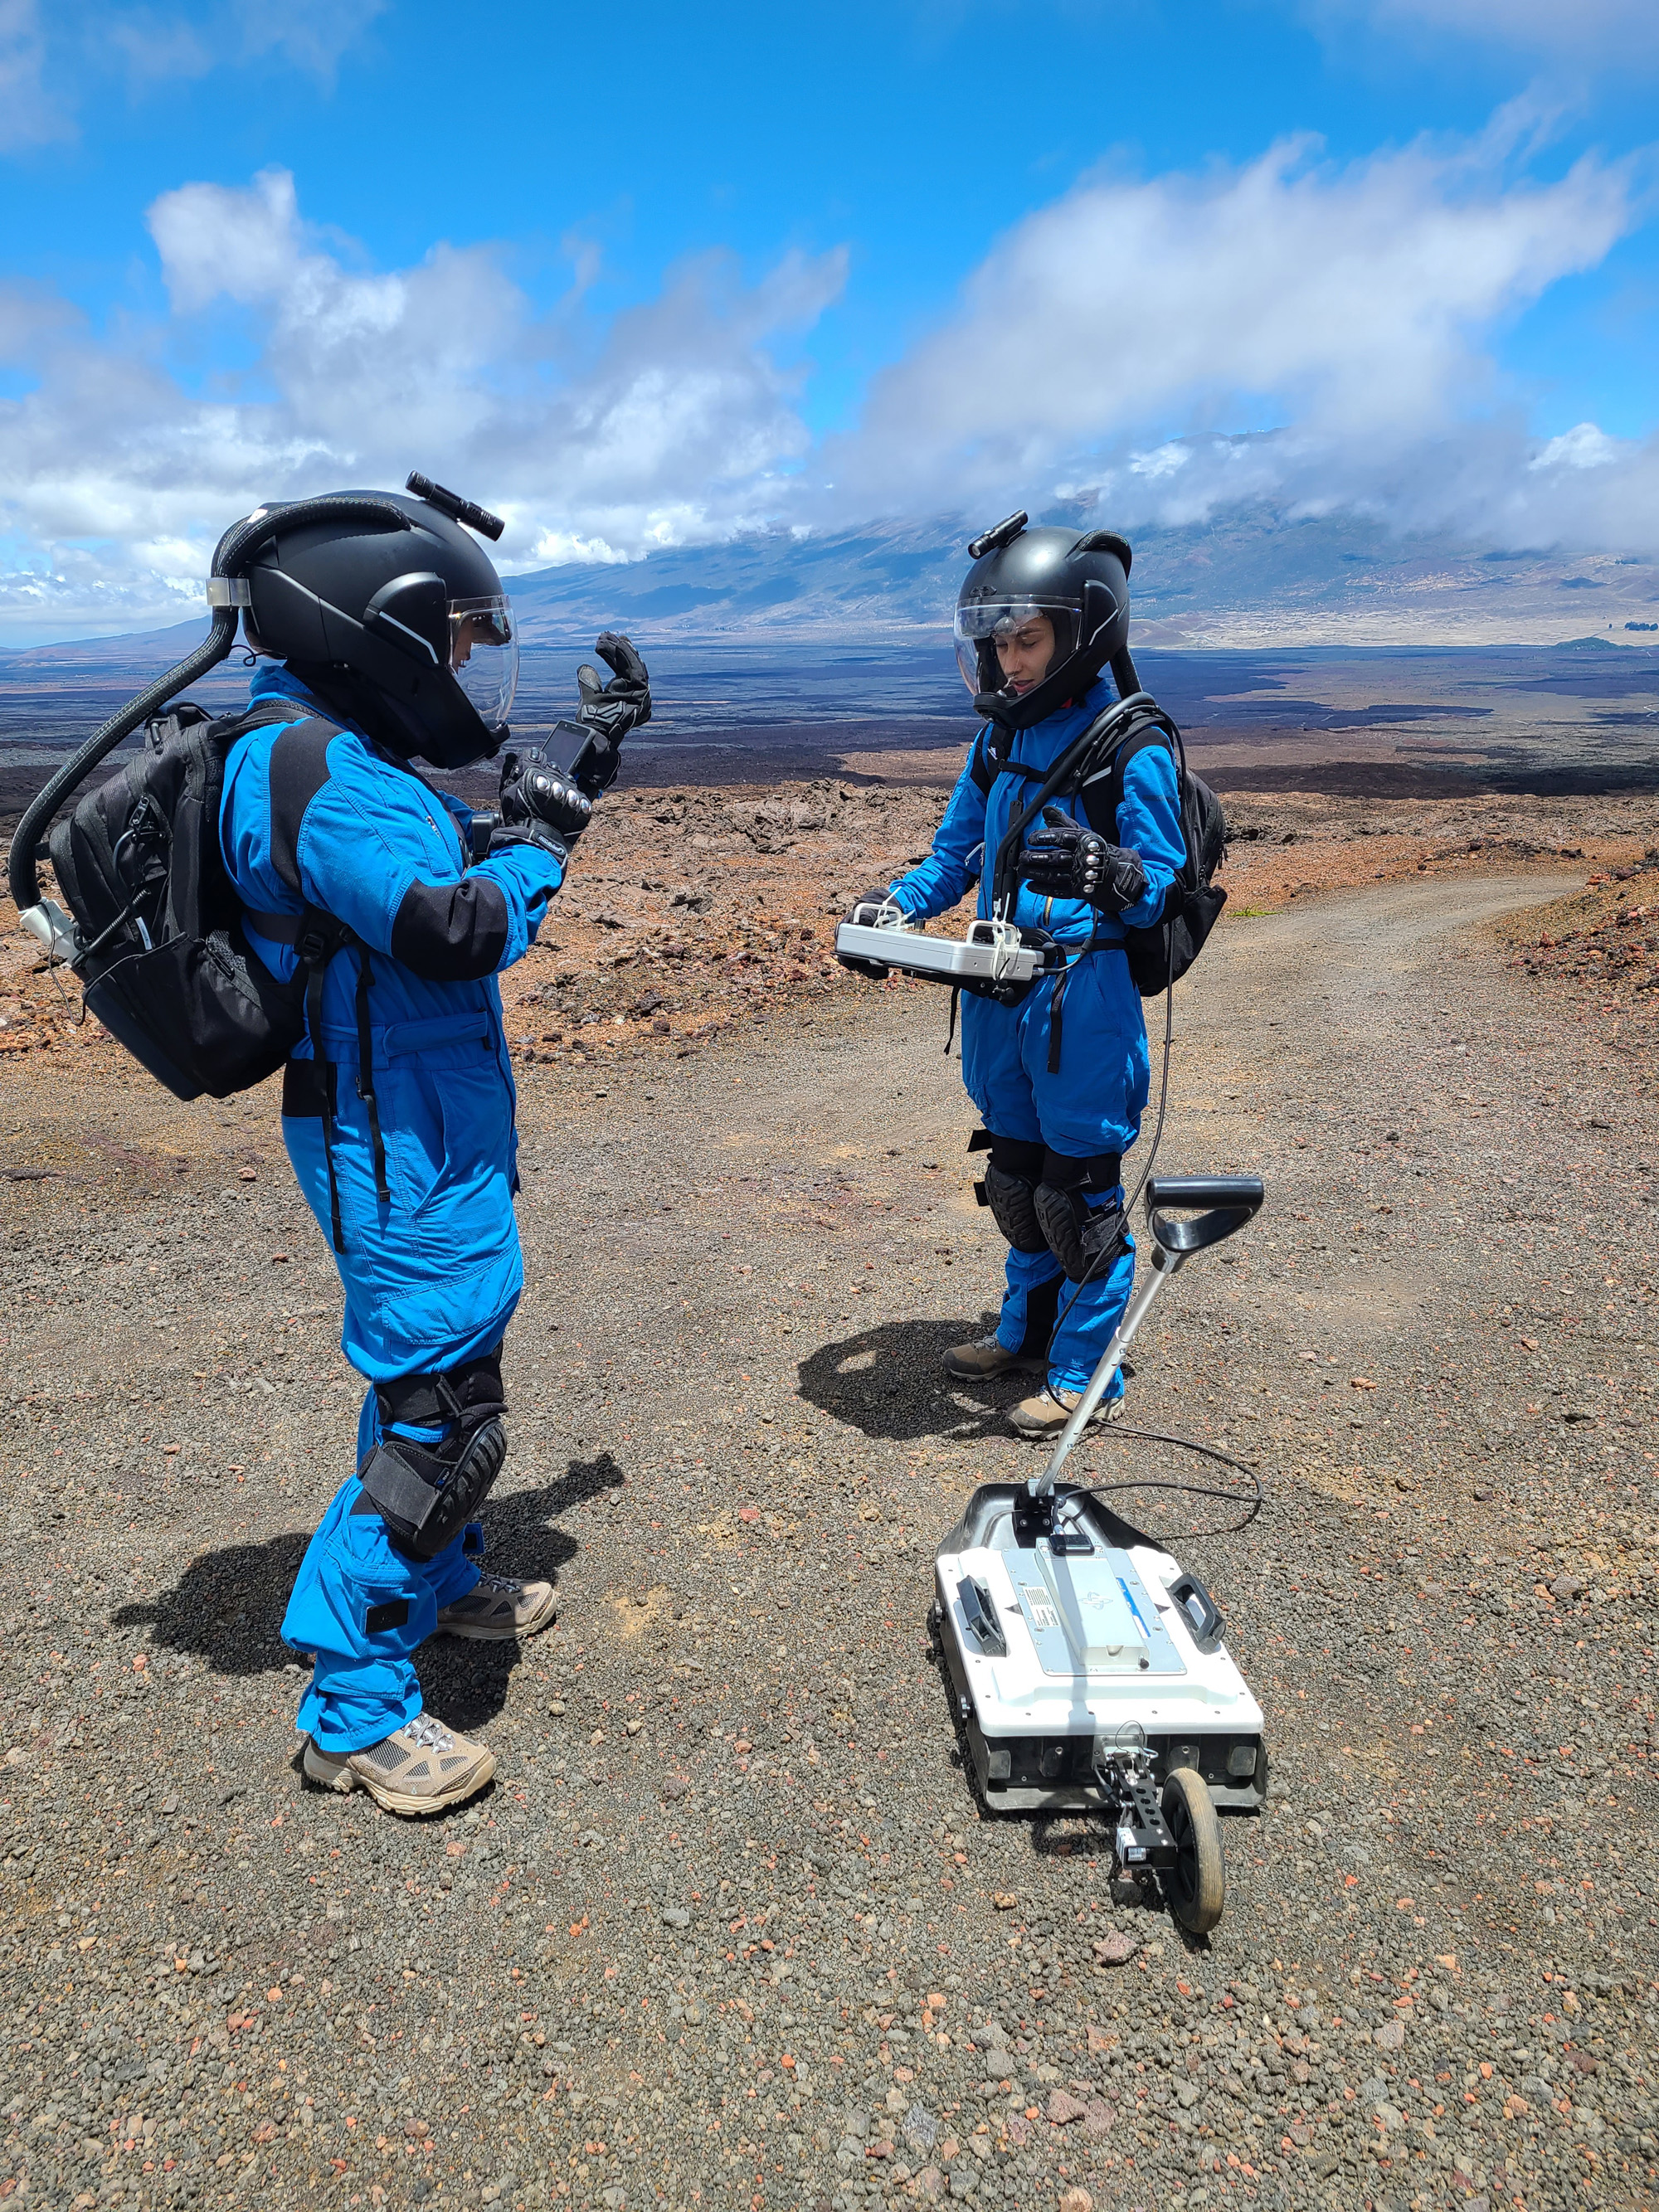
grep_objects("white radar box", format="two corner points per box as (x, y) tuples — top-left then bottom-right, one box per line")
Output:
(834, 902), (1061, 990)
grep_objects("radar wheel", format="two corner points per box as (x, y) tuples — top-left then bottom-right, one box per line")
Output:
(1162, 1767), (1224, 1935)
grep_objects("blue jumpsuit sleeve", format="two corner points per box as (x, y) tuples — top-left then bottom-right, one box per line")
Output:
(1108, 744), (1186, 930)
(431, 787), (561, 961)
(285, 737), (561, 982)
(455, 845), (563, 965)
(883, 756), (990, 921)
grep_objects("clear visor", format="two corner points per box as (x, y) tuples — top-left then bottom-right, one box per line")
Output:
(952, 596), (1068, 694)
(449, 593), (518, 730)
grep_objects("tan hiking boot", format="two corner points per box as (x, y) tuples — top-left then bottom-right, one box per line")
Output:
(943, 1331), (1044, 1382)
(303, 1714), (495, 1816)
(435, 1569), (557, 1642)
(1009, 1388), (1126, 1439)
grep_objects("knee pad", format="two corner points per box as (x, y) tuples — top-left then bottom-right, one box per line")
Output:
(358, 1349), (508, 1563)
(971, 1130), (1048, 1254)
(1034, 1150), (1126, 1282)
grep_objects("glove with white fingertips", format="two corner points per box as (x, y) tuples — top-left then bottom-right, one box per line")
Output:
(499, 743), (596, 843)
(1017, 804), (1147, 913)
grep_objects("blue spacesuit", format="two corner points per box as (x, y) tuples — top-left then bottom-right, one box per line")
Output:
(220, 662), (561, 1754)
(883, 676), (1187, 1398)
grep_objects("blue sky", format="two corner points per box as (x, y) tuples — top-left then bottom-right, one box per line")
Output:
(2, 0), (1657, 638)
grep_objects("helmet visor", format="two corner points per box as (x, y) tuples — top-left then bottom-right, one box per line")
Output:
(449, 593), (519, 732)
(953, 596), (1070, 695)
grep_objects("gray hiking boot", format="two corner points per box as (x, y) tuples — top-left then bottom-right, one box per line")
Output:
(435, 1569), (557, 1641)
(943, 1331), (1044, 1382)
(303, 1713), (495, 1816)
(1010, 1387), (1126, 1439)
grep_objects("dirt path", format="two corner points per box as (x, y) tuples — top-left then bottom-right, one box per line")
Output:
(2, 873), (1657, 2212)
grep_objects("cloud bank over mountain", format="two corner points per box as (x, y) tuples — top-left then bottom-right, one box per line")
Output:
(834, 114), (1652, 542)
(1, 96), (1657, 641)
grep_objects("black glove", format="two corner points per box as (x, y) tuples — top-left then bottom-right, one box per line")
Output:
(499, 744), (595, 843)
(839, 886), (904, 979)
(468, 805), (567, 873)
(1018, 805), (1147, 913)
(575, 631), (652, 794)
(848, 884), (899, 919)
(487, 821), (568, 878)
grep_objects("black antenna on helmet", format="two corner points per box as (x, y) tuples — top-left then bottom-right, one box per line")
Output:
(967, 510), (1028, 561)
(406, 472), (506, 543)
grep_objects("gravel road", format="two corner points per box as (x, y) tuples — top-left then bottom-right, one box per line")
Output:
(2, 869), (1657, 2212)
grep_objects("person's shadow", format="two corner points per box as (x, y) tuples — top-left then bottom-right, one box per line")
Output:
(110, 1451), (625, 1730)
(795, 1313), (1027, 1442)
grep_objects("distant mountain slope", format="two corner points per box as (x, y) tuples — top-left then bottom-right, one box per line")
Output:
(3, 507), (1657, 677)
(502, 506), (1659, 648)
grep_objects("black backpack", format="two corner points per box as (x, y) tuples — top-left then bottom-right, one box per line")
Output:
(1084, 722), (1228, 996)
(46, 699), (354, 1101)
(975, 701), (1228, 997)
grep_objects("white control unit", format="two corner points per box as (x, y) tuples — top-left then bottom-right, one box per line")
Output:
(834, 902), (1058, 989)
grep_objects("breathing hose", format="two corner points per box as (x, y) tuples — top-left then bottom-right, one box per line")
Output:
(7, 492), (414, 916)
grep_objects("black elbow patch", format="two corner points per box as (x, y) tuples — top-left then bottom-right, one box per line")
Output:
(391, 877), (510, 981)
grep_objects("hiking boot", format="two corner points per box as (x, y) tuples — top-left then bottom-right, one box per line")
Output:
(1009, 1388), (1126, 1440)
(943, 1331), (1044, 1382)
(303, 1714), (494, 1816)
(435, 1569), (557, 1641)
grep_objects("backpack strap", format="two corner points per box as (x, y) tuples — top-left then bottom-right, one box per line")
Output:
(246, 905), (376, 1252)
(352, 946), (391, 1211)
(1080, 722), (1164, 836)
(1081, 722), (1199, 893)
(243, 709), (393, 1252)
(970, 723), (1048, 795)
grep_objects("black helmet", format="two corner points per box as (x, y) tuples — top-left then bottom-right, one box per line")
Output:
(954, 511), (1133, 732)
(226, 484), (518, 769)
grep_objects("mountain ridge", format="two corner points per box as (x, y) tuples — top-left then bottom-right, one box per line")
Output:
(6, 506), (1659, 662)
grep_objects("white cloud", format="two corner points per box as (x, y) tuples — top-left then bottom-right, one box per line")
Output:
(233, 0), (388, 81)
(3, 109), (1659, 643)
(1320, 0), (1659, 66)
(1044, 416), (1659, 556)
(839, 124), (1637, 508)
(3, 0), (385, 131)
(0, 0), (69, 148)
(1530, 422), (1620, 470)
(0, 169), (847, 636)
(103, 8), (212, 89)
(148, 168), (309, 311)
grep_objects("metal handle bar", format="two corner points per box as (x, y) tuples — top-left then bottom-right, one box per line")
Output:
(1146, 1174), (1264, 1254)
(1030, 1171), (1267, 1498)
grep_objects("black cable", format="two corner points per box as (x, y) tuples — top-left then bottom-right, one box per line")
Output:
(7, 605), (241, 912)
(1040, 703), (1194, 1365)
(1043, 918), (1175, 1353)
(1044, 1406), (1264, 1540)
(1066, 1432), (1265, 1539)
(1101, 1422), (1261, 1479)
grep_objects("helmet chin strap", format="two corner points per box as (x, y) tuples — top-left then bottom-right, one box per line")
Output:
(975, 665), (1076, 730)
(975, 612), (1082, 729)
(288, 660), (501, 771)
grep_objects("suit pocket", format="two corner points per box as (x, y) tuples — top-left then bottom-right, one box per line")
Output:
(384, 1062), (513, 1232)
